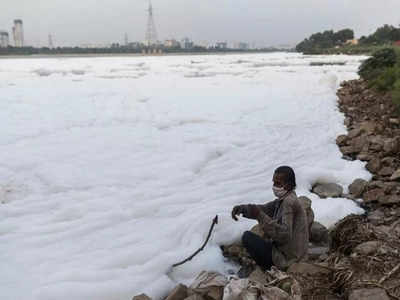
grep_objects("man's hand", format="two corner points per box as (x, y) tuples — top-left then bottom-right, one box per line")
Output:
(248, 204), (260, 218)
(231, 205), (244, 221)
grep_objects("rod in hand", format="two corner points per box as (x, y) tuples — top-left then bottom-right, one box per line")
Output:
(172, 215), (219, 268)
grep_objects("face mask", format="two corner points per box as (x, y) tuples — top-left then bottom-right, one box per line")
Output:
(273, 186), (287, 198)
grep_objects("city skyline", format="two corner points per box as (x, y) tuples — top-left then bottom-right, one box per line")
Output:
(1, 0), (400, 48)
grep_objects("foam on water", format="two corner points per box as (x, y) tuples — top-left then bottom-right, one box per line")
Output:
(0, 53), (370, 300)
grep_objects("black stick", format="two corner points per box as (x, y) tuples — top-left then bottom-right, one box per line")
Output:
(172, 215), (219, 268)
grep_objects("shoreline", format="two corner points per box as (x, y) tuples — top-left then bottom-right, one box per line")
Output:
(0, 50), (288, 60)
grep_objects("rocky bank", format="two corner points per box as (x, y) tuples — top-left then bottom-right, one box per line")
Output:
(133, 79), (400, 300)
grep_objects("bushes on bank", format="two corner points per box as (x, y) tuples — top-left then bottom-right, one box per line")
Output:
(358, 48), (400, 113)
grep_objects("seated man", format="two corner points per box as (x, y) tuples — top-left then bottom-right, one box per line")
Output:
(231, 166), (308, 272)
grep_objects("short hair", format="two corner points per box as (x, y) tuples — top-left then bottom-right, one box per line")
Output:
(274, 166), (296, 191)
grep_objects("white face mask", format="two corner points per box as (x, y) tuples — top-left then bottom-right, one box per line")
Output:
(273, 186), (287, 198)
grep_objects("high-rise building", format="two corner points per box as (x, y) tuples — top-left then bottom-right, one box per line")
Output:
(12, 19), (24, 47)
(0, 31), (9, 48)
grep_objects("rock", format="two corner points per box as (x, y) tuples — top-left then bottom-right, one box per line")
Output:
(352, 241), (381, 256)
(250, 224), (263, 237)
(308, 246), (329, 260)
(379, 166), (395, 176)
(340, 146), (357, 155)
(184, 295), (204, 300)
(367, 181), (385, 189)
(389, 118), (400, 125)
(336, 135), (348, 146)
(348, 288), (389, 300)
(380, 195), (400, 205)
(383, 137), (400, 154)
(190, 271), (227, 300)
(298, 196), (315, 233)
(391, 169), (400, 181)
(381, 156), (396, 166)
(348, 179), (368, 198)
(312, 183), (343, 198)
(368, 135), (384, 151)
(248, 266), (268, 286)
(359, 121), (381, 135)
(310, 222), (329, 245)
(366, 158), (381, 173)
(383, 182), (400, 194)
(347, 128), (362, 138)
(363, 188), (385, 203)
(165, 284), (188, 300)
(287, 262), (331, 275)
(356, 153), (372, 161)
(132, 294), (152, 300)
(351, 135), (368, 152)
(367, 210), (385, 225)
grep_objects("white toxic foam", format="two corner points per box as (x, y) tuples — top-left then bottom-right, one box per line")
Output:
(0, 53), (369, 300)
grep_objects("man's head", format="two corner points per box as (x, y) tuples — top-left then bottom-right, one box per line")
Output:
(273, 166), (296, 192)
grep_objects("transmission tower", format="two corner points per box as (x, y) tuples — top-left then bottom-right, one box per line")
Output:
(145, 1), (158, 47)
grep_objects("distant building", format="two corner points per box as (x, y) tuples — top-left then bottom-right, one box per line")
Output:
(12, 19), (24, 47)
(127, 42), (142, 49)
(164, 39), (180, 48)
(215, 42), (228, 49)
(0, 31), (9, 47)
(345, 39), (359, 45)
(235, 42), (249, 50)
(181, 37), (194, 49)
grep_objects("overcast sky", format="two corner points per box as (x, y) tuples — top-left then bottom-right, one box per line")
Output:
(1, 0), (400, 47)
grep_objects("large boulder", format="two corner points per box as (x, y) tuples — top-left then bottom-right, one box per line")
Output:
(348, 179), (368, 198)
(348, 288), (389, 300)
(352, 241), (381, 256)
(310, 222), (329, 245)
(312, 183), (343, 198)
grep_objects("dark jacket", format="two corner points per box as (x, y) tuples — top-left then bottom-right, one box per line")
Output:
(242, 191), (309, 270)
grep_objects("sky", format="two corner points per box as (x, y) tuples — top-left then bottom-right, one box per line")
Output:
(1, 0), (400, 47)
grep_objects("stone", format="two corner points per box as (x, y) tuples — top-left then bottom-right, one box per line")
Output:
(368, 135), (384, 151)
(381, 156), (396, 166)
(380, 195), (400, 205)
(287, 262), (331, 275)
(383, 182), (400, 194)
(391, 169), (400, 181)
(336, 135), (348, 146)
(353, 241), (381, 256)
(351, 135), (368, 152)
(347, 128), (362, 138)
(132, 294), (152, 300)
(310, 222), (329, 244)
(308, 246), (329, 260)
(165, 284), (188, 300)
(389, 118), (400, 125)
(340, 146), (357, 155)
(383, 137), (400, 154)
(363, 188), (385, 203)
(359, 121), (379, 135)
(367, 181), (385, 189)
(367, 210), (385, 225)
(248, 266), (268, 286)
(348, 288), (389, 300)
(312, 183), (343, 198)
(379, 166), (395, 176)
(366, 158), (381, 173)
(356, 153), (372, 161)
(190, 271), (227, 300)
(348, 179), (368, 198)
(250, 224), (263, 237)
(184, 295), (204, 300)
